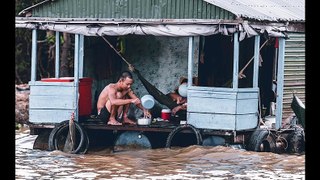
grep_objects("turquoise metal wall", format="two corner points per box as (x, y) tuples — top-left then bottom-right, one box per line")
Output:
(32, 0), (234, 20)
(283, 32), (305, 119)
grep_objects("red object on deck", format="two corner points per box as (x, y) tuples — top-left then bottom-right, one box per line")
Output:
(161, 109), (171, 121)
(41, 77), (93, 116)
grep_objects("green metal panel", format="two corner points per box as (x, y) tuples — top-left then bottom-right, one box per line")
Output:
(31, 0), (235, 20)
(283, 32), (305, 119)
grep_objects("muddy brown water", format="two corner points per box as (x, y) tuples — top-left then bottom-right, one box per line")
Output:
(16, 128), (305, 179)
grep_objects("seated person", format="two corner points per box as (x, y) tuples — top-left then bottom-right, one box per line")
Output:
(167, 77), (197, 120)
(97, 71), (151, 125)
(167, 78), (187, 115)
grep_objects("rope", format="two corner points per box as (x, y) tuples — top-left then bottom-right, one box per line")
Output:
(100, 36), (132, 67)
(69, 112), (75, 151)
(223, 39), (270, 87)
(239, 39), (269, 76)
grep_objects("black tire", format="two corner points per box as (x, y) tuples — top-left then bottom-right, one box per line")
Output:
(286, 126), (305, 154)
(246, 129), (277, 152)
(48, 120), (70, 151)
(78, 129), (90, 154)
(165, 124), (202, 148)
(48, 120), (86, 154)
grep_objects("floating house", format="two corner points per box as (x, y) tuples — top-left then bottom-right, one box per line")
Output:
(15, 0), (305, 153)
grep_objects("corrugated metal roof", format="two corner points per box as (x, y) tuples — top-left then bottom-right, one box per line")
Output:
(204, 0), (304, 22)
(19, 0), (235, 20)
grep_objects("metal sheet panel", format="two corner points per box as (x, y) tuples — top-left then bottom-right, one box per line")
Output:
(282, 32), (305, 119)
(29, 109), (75, 123)
(29, 82), (77, 123)
(188, 112), (236, 130)
(187, 87), (259, 130)
(204, 0), (304, 21)
(31, 0), (234, 20)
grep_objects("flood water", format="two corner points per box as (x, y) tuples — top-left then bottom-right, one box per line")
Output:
(16, 128), (305, 180)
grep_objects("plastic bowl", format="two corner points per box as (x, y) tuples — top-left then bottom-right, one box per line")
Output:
(137, 118), (152, 125)
(141, 95), (155, 109)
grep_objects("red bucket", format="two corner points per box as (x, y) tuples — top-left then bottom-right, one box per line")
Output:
(161, 109), (171, 121)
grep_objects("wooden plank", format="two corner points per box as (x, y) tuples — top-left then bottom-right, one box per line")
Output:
(188, 96), (236, 114)
(188, 86), (237, 92)
(29, 81), (75, 86)
(237, 90), (259, 99)
(188, 90), (237, 99)
(29, 109), (75, 123)
(30, 84), (74, 95)
(29, 95), (75, 109)
(187, 112), (236, 130)
(235, 114), (258, 130)
(236, 99), (258, 114)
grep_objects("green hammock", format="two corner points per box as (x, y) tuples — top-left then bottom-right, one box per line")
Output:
(101, 35), (178, 110)
(132, 68), (178, 109)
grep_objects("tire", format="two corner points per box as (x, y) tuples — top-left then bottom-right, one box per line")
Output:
(48, 120), (86, 154)
(78, 129), (90, 154)
(165, 124), (202, 148)
(48, 120), (70, 151)
(246, 129), (277, 152)
(286, 126), (305, 154)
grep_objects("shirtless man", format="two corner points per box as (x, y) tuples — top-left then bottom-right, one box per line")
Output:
(97, 71), (150, 125)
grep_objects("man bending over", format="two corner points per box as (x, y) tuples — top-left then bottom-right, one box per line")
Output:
(97, 71), (150, 125)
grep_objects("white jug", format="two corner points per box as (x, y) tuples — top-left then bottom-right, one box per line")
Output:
(141, 95), (155, 109)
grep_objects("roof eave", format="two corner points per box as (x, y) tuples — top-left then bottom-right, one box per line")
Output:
(15, 17), (244, 26)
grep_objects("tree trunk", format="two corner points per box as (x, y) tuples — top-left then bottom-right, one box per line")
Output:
(60, 32), (71, 77)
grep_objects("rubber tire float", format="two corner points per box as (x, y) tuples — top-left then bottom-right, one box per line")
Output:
(286, 126), (305, 154)
(165, 124), (202, 148)
(48, 120), (89, 154)
(246, 129), (277, 153)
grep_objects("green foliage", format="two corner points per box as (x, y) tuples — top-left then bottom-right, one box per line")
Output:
(16, 0), (43, 16)
(15, 0), (40, 83)
(15, 0), (74, 83)
(15, 28), (32, 83)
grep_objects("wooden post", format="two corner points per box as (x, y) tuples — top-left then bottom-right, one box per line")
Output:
(253, 36), (260, 88)
(79, 34), (84, 78)
(55, 31), (60, 78)
(74, 34), (80, 122)
(187, 36), (194, 87)
(275, 37), (285, 130)
(232, 32), (239, 89)
(31, 29), (37, 82)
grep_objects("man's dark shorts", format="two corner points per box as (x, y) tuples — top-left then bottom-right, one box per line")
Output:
(173, 109), (187, 121)
(99, 106), (110, 123)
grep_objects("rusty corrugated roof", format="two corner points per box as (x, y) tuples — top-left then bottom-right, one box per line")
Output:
(204, 0), (304, 22)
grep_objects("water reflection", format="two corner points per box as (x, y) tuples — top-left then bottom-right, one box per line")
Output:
(16, 129), (305, 179)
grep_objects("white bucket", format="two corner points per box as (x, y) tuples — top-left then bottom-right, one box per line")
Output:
(141, 95), (155, 109)
(264, 115), (276, 128)
(178, 83), (187, 97)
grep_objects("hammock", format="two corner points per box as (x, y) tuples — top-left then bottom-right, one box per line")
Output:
(101, 36), (179, 109)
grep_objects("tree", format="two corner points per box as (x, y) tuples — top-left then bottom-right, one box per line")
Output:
(16, 0), (74, 83)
